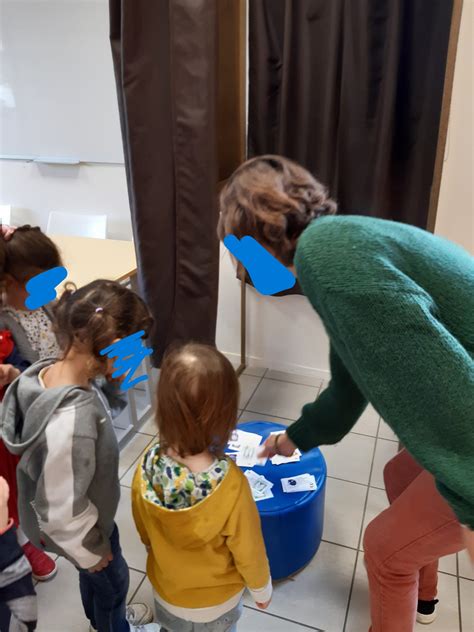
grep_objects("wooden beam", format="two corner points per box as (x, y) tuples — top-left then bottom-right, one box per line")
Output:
(426, 0), (464, 233)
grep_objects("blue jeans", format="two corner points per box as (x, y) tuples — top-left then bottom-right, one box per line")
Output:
(154, 599), (243, 632)
(78, 525), (130, 632)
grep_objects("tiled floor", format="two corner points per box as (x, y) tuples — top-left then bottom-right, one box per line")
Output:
(35, 368), (473, 631)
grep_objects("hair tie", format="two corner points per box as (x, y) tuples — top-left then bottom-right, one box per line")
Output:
(95, 307), (104, 313)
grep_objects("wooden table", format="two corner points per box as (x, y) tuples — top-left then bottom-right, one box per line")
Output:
(51, 235), (153, 446)
(52, 234), (137, 289)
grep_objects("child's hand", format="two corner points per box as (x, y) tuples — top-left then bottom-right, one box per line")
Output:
(0, 476), (10, 532)
(256, 598), (271, 610)
(0, 364), (20, 388)
(87, 551), (114, 573)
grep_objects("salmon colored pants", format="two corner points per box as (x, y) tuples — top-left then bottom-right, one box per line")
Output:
(363, 449), (465, 632)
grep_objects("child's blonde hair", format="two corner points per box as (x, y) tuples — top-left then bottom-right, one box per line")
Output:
(157, 343), (239, 458)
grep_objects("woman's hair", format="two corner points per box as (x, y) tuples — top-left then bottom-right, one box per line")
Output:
(218, 155), (337, 266)
(157, 343), (239, 458)
(0, 225), (62, 283)
(53, 279), (153, 368)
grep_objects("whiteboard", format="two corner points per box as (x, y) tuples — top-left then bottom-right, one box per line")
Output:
(0, 0), (124, 163)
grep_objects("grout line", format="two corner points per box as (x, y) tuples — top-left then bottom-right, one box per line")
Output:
(327, 475), (369, 489)
(239, 372), (268, 410)
(128, 572), (146, 604)
(119, 435), (155, 483)
(457, 553), (463, 632)
(128, 565), (147, 575)
(243, 605), (325, 631)
(342, 435), (379, 631)
(258, 375), (324, 389)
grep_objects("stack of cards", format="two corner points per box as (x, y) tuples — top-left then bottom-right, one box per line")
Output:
(281, 473), (317, 493)
(227, 430), (268, 467)
(269, 431), (302, 465)
(244, 470), (274, 502)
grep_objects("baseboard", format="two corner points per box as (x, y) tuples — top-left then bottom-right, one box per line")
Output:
(223, 351), (330, 382)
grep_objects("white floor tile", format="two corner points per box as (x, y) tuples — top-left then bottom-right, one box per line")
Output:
(137, 414), (158, 437)
(352, 405), (380, 437)
(244, 541), (357, 631)
(323, 478), (367, 549)
(131, 575), (155, 612)
(346, 557), (461, 632)
(458, 548), (474, 580)
(320, 433), (376, 486)
(36, 557), (144, 631)
(119, 432), (154, 478)
(370, 439), (399, 489)
(238, 410), (294, 427)
(460, 578), (474, 632)
(244, 366), (267, 378)
(115, 486), (147, 572)
(345, 554), (370, 632)
(36, 557), (86, 632)
(438, 553), (458, 576)
(378, 419), (398, 442)
(239, 374), (262, 409)
(265, 369), (324, 388)
(246, 378), (319, 421)
(240, 606), (320, 631)
(415, 572), (460, 632)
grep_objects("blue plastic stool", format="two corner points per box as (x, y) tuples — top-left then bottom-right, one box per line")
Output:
(232, 421), (327, 580)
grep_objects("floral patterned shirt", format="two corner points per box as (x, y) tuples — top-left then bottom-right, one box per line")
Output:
(5, 307), (60, 361)
(142, 444), (229, 510)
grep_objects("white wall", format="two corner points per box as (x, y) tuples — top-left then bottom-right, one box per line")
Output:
(435, 0), (474, 255)
(0, 161), (132, 240)
(1, 2), (471, 376)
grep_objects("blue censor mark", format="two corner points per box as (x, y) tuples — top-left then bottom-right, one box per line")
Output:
(223, 235), (296, 295)
(100, 330), (153, 392)
(25, 266), (68, 310)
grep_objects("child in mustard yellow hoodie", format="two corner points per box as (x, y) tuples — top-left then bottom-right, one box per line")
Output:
(132, 343), (272, 631)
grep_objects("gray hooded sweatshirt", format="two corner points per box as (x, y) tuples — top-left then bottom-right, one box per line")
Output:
(1, 359), (120, 569)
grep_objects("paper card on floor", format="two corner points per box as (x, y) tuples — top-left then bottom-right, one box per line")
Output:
(236, 444), (267, 467)
(228, 429), (262, 452)
(281, 474), (317, 493)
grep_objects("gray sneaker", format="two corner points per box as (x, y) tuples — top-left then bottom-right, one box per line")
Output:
(126, 603), (154, 626)
(89, 602), (154, 631)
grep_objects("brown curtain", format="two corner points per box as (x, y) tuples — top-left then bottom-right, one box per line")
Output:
(249, 0), (453, 228)
(109, 0), (219, 365)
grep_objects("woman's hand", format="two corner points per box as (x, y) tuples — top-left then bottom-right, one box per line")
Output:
(87, 551), (113, 573)
(0, 225), (17, 240)
(258, 432), (297, 459)
(0, 365), (20, 388)
(463, 527), (474, 564)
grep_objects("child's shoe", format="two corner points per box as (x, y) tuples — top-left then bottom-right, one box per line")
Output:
(22, 542), (57, 581)
(126, 603), (153, 625)
(416, 599), (439, 624)
(89, 603), (154, 632)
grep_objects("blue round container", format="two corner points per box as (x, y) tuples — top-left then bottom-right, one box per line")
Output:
(232, 421), (327, 580)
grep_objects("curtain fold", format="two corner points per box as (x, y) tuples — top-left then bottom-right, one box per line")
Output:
(110, 0), (219, 365)
(249, 0), (453, 229)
